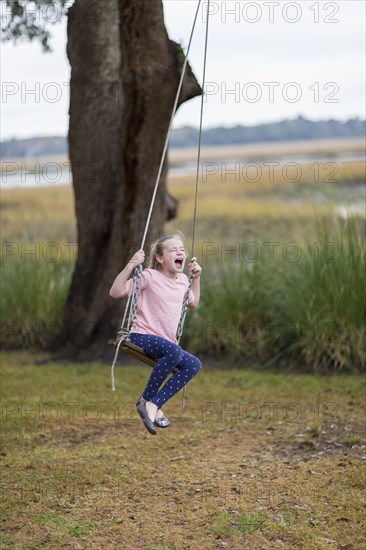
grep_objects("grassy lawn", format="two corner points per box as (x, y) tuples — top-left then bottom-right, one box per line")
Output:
(1, 351), (365, 549)
(1, 143), (365, 547)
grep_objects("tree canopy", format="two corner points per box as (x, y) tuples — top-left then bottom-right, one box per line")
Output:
(2, 0), (69, 51)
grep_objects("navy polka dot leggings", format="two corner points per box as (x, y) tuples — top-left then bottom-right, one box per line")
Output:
(129, 333), (202, 408)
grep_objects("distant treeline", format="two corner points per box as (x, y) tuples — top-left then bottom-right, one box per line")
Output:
(1, 116), (365, 158)
(1, 135), (68, 159)
(171, 116), (365, 148)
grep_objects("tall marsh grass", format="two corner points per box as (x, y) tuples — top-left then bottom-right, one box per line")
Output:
(183, 216), (365, 372)
(0, 257), (72, 348)
(1, 217), (364, 371)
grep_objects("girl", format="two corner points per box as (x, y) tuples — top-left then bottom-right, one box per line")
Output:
(109, 231), (202, 435)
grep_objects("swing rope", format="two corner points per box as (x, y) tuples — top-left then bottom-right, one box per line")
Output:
(175, 0), (211, 406)
(191, 0), (211, 262)
(140, 0), (204, 253)
(111, 264), (143, 391)
(111, 0), (211, 394)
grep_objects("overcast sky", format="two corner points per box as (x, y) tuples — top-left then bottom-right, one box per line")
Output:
(1, 0), (365, 140)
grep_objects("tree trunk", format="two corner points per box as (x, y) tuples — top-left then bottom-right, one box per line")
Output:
(61, 0), (201, 358)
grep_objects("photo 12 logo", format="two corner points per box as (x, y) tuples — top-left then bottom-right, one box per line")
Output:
(200, 160), (339, 184)
(203, 81), (340, 105)
(202, 2), (340, 24)
(201, 400), (338, 424)
(200, 240), (340, 264)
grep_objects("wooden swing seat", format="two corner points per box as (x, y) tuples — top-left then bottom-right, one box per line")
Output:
(109, 338), (156, 367)
(109, 338), (179, 373)
(120, 340), (156, 367)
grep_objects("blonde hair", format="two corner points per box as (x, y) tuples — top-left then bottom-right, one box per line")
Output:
(147, 230), (186, 270)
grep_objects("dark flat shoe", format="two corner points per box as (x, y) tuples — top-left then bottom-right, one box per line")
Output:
(137, 397), (170, 429)
(136, 401), (156, 435)
(154, 413), (170, 428)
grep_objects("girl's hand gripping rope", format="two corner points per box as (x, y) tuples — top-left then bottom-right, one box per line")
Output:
(188, 257), (202, 279)
(130, 249), (145, 266)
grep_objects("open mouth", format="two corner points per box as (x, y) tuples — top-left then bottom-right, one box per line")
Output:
(175, 258), (184, 268)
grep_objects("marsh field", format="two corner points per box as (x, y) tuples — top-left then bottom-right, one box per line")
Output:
(1, 138), (366, 549)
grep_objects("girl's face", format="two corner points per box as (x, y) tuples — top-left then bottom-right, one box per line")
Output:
(157, 238), (186, 275)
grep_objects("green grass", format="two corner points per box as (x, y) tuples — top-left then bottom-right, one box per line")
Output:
(182, 215), (366, 371)
(340, 436), (362, 447)
(1, 351), (365, 549)
(1, 216), (365, 372)
(33, 512), (96, 536)
(0, 256), (72, 348)
(212, 512), (268, 536)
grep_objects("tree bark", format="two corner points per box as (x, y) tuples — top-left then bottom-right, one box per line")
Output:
(61, 0), (201, 358)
